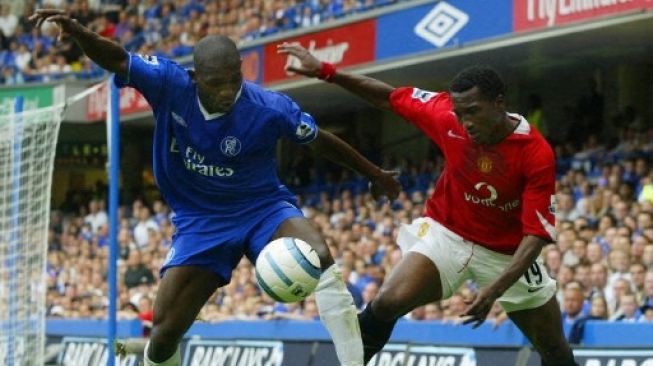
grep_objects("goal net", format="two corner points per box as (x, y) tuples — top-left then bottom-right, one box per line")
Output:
(0, 103), (65, 365)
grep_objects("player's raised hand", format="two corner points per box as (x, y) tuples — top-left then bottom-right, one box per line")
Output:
(369, 170), (401, 201)
(461, 287), (500, 328)
(29, 9), (80, 41)
(277, 42), (322, 78)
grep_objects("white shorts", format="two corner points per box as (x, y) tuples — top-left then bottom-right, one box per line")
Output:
(396, 217), (556, 313)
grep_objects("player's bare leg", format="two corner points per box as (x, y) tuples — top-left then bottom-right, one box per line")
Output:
(146, 266), (225, 365)
(359, 252), (442, 363)
(274, 217), (363, 366)
(273, 217), (335, 268)
(507, 296), (578, 366)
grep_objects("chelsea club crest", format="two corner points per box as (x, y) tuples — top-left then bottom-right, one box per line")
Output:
(220, 136), (241, 157)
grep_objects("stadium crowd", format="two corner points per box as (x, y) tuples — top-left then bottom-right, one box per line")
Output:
(0, 0), (401, 85)
(44, 120), (653, 343)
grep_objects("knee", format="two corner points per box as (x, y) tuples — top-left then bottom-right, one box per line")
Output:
(372, 287), (405, 321)
(150, 313), (181, 346)
(303, 238), (333, 269)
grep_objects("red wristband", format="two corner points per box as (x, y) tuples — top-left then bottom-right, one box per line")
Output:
(318, 62), (336, 82)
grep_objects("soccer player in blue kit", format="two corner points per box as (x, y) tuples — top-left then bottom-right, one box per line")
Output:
(31, 9), (401, 366)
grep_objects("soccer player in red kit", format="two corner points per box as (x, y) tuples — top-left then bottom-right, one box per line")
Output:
(279, 43), (578, 366)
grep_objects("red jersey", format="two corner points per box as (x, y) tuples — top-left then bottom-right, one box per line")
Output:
(389, 87), (556, 253)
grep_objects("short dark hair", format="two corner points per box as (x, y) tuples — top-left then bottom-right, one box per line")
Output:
(449, 65), (505, 101)
(193, 35), (240, 72)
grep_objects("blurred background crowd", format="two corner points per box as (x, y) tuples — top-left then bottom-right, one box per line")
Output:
(0, 0), (401, 84)
(44, 124), (653, 343)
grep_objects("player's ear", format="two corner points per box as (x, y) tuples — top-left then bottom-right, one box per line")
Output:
(494, 94), (505, 109)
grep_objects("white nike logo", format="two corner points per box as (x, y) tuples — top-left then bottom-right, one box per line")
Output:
(447, 129), (465, 140)
(536, 210), (557, 241)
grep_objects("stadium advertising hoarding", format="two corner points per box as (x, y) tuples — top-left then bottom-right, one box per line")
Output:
(183, 339), (284, 366)
(263, 20), (376, 83)
(240, 47), (265, 85)
(514, 0), (653, 31)
(574, 349), (653, 365)
(45, 335), (653, 366)
(0, 84), (64, 114)
(375, 0), (513, 61)
(86, 82), (150, 120)
(57, 337), (138, 366)
(367, 344), (477, 366)
(263, 0), (514, 83)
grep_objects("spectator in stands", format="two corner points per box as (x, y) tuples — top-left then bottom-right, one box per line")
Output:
(567, 294), (609, 344)
(574, 263), (593, 298)
(562, 282), (588, 328)
(423, 302), (443, 321)
(302, 298), (319, 320)
(608, 277), (633, 315)
(557, 192), (581, 221)
(641, 305), (653, 322)
(360, 281), (379, 311)
(443, 292), (467, 323)
(607, 249), (631, 286)
(84, 198), (108, 233)
(123, 250), (155, 289)
(14, 43), (31, 70)
(629, 262), (647, 303)
(3, 0), (411, 85)
(138, 296), (154, 336)
(612, 293), (641, 322)
(642, 269), (653, 311)
(586, 241), (604, 264)
(1, 65), (24, 84)
(71, 0), (97, 27)
(0, 4), (18, 38)
(589, 263), (608, 299)
(133, 206), (159, 248)
(0, 40), (17, 66)
(544, 246), (562, 279)
(643, 244), (653, 267)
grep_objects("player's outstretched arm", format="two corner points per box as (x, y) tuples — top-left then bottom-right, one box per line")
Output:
(310, 129), (401, 200)
(30, 9), (128, 78)
(277, 43), (395, 111)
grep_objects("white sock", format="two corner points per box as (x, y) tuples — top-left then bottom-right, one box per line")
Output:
(143, 341), (181, 366)
(315, 264), (364, 366)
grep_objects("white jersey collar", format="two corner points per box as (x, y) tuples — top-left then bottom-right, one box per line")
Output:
(508, 112), (531, 135)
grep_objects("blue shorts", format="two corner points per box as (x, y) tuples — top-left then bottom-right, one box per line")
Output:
(160, 199), (303, 283)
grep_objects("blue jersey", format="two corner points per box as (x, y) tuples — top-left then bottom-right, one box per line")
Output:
(115, 53), (318, 217)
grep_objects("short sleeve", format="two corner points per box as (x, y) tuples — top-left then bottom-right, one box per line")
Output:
(389, 87), (440, 121)
(389, 87), (455, 146)
(114, 53), (168, 107)
(521, 144), (557, 242)
(278, 95), (318, 144)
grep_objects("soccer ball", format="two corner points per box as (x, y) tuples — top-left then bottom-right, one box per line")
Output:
(255, 237), (321, 303)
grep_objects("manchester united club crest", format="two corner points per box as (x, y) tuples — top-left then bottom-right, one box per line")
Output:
(477, 155), (493, 174)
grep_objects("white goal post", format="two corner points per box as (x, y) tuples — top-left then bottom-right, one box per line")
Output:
(0, 100), (64, 365)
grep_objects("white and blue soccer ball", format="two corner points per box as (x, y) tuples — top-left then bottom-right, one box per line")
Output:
(255, 237), (321, 303)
